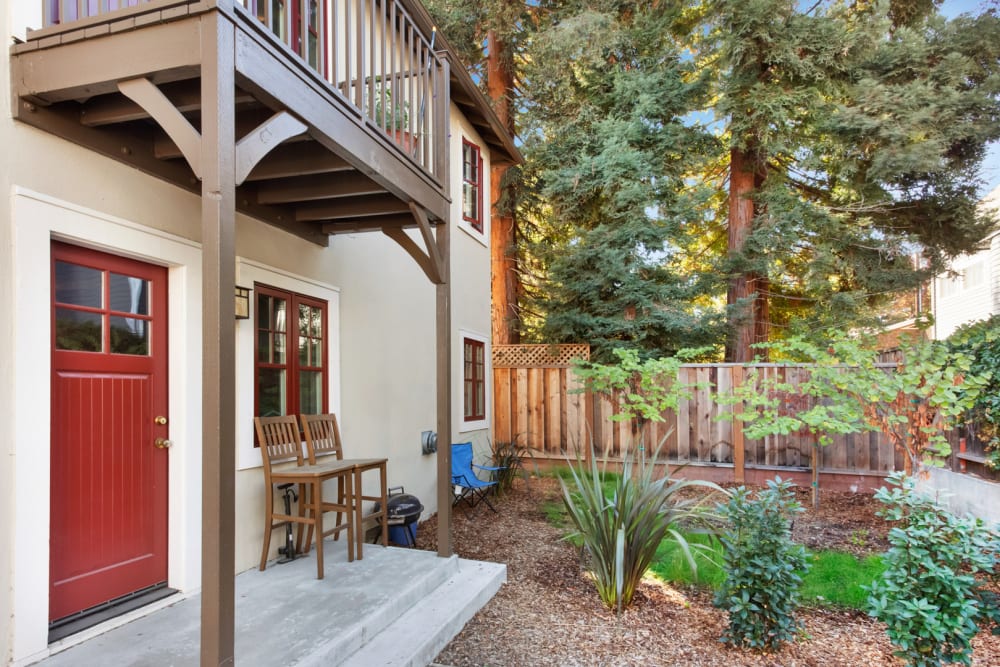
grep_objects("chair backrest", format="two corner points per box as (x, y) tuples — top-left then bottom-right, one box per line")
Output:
(451, 442), (475, 480)
(301, 413), (343, 465)
(254, 415), (305, 483)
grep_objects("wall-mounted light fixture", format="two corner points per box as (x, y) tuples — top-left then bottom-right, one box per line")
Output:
(235, 285), (251, 319)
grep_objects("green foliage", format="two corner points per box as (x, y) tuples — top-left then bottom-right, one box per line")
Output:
(866, 473), (1000, 667)
(560, 442), (723, 613)
(716, 337), (872, 447)
(489, 438), (528, 495)
(715, 477), (810, 651)
(520, 2), (725, 359)
(573, 348), (712, 425)
(650, 532), (726, 589)
(947, 316), (1000, 470)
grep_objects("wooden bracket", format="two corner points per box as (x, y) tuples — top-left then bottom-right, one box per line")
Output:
(118, 77), (202, 179)
(235, 111), (307, 185)
(382, 202), (445, 284)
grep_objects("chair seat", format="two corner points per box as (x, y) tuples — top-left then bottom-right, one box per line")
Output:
(451, 442), (504, 513)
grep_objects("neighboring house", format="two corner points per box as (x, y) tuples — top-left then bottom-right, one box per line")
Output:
(0, 0), (519, 664)
(932, 185), (1000, 339)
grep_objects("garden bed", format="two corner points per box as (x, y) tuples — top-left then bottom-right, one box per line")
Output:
(419, 475), (1000, 667)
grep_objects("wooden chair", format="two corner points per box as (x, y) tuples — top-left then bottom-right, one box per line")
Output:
(301, 413), (389, 560)
(254, 415), (355, 579)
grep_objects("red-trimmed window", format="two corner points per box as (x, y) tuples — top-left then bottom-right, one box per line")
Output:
(255, 284), (328, 421)
(463, 337), (486, 421)
(462, 139), (483, 233)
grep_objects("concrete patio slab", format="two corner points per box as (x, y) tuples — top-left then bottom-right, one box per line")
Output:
(32, 540), (505, 667)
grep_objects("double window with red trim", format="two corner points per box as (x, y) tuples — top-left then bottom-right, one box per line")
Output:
(462, 139), (484, 233)
(254, 283), (328, 419)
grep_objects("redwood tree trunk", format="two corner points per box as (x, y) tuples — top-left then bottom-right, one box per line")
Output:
(487, 29), (520, 345)
(726, 146), (769, 362)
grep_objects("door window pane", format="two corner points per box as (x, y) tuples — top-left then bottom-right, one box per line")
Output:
(109, 274), (149, 315)
(110, 316), (149, 355)
(55, 308), (103, 352)
(55, 262), (102, 308)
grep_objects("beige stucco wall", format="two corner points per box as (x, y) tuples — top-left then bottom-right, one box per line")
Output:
(0, 2), (494, 659)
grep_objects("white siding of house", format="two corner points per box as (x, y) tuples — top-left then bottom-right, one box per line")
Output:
(933, 186), (1000, 339)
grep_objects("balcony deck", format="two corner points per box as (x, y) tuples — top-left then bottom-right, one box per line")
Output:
(10, 0), (452, 243)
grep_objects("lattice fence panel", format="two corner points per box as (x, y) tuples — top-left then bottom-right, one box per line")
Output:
(492, 344), (590, 368)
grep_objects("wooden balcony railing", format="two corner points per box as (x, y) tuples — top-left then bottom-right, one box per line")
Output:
(42, 0), (447, 182)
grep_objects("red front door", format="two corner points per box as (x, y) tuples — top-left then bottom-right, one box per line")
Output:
(49, 242), (169, 623)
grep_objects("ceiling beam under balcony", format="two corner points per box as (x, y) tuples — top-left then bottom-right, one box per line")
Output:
(295, 193), (410, 222)
(255, 173), (387, 205)
(81, 80), (256, 127)
(321, 213), (415, 235)
(243, 142), (352, 182)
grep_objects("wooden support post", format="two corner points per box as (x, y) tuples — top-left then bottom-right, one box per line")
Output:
(436, 213), (452, 558)
(731, 366), (745, 483)
(199, 11), (237, 667)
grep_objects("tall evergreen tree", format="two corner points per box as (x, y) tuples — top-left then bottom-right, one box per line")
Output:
(699, 0), (1000, 360)
(521, 1), (725, 361)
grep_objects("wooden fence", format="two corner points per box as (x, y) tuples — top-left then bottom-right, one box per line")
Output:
(492, 344), (906, 480)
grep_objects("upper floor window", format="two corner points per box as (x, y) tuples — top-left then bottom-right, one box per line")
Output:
(255, 283), (328, 420)
(462, 139), (483, 233)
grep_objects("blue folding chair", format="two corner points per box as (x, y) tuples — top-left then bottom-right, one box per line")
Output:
(451, 442), (503, 513)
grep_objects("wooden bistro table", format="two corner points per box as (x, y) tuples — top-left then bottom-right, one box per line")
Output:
(268, 458), (357, 580)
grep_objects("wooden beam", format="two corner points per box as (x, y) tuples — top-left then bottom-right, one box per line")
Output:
(382, 227), (440, 282)
(243, 142), (351, 181)
(255, 172), (386, 204)
(410, 202), (445, 285)
(234, 111), (307, 185)
(154, 108), (310, 159)
(11, 18), (201, 103)
(436, 215), (453, 558)
(321, 213), (415, 235)
(118, 77), (203, 178)
(198, 10), (236, 667)
(296, 193), (409, 221)
(81, 80), (256, 127)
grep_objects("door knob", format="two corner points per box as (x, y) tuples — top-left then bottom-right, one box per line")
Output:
(154, 416), (168, 425)
(154, 438), (173, 449)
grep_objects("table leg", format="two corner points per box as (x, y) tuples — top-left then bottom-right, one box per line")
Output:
(313, 480), (324, 579)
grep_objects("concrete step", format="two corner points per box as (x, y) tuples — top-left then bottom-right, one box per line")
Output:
(293, 549), (463, 666)
(335, 559), (506, 667)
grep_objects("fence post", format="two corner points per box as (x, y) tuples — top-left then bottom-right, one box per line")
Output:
(731, 366), (745, 483)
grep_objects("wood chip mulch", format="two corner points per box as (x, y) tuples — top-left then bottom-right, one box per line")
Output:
(411, 475), (1000, 667)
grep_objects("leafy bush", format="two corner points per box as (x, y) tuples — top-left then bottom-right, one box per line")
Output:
(715, 477), (810, 651)
(866, 473), (999, 667)
(947, 316), (1000, 470)
(560, 440), (723, 613)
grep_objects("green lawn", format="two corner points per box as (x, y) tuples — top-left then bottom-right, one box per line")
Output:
(648, 535), (884, 610)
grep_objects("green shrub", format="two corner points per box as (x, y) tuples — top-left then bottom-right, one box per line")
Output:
(715, 477), (810, 651)
(866, 473), (999, 667)
(947, 316), (1000, 470)
(560, 441), (722, 613)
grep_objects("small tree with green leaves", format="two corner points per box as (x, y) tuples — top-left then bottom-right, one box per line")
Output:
(829, 335), (990, 474)
(947, 316), (1000, 471)
(573, 347), (712, 433)
(716, 336), (875, 505)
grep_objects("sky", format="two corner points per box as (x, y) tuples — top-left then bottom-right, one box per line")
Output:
(941, 0), (1000, 196)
